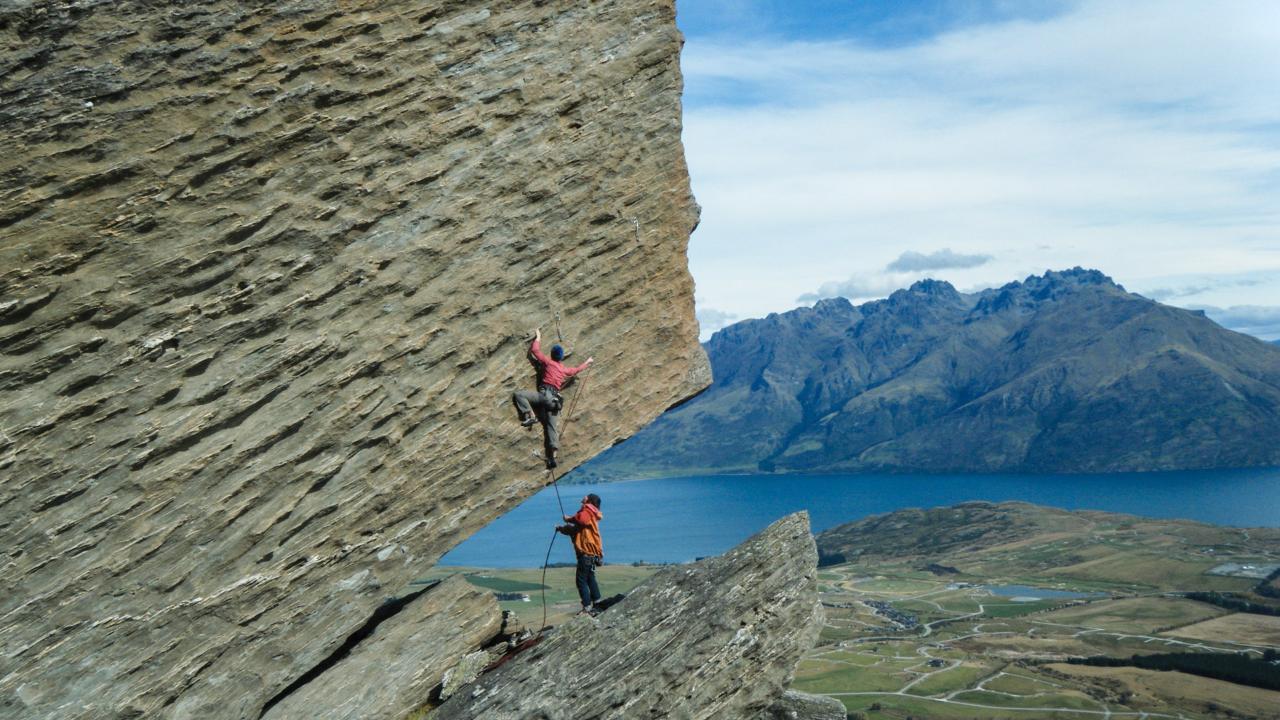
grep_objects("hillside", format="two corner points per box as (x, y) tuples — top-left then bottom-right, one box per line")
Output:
(814, 501), (1280, 573)
(804, 502), (1280, 719)
(583, 268), (1280, 477)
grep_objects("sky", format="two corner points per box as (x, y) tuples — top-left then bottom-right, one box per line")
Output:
(674, 0), (1280, 340)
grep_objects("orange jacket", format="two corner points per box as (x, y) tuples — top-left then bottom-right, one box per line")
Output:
(563, 502), (603, 558)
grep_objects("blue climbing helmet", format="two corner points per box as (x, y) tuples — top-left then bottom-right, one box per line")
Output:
(550, 344), (565, 361)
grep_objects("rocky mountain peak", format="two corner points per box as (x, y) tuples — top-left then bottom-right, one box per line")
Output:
(811, 295), (855, 314)
(586, 267), (1280, 478)
(905, 277), (962, 297)
(972, 267), (1125, 317)
(1027, 266), (1121, 297)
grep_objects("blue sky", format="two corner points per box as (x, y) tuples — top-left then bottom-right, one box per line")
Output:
(674, 1), (1280, 340)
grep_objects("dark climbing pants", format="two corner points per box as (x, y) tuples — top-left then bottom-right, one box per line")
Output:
(512, 387), (562, 457)
(575, 553), (602, 608)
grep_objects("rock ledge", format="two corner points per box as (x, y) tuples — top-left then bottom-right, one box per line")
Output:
(433, 512), (822, 719)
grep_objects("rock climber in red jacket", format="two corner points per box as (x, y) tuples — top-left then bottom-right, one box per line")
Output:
(512, 328), (592, 469)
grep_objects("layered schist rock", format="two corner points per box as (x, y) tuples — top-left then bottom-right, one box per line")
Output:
(432, 513), (823, 720)
(261, 575), (500, 720)
(0, 1), (707, 718)
(761, 691), (848, 720)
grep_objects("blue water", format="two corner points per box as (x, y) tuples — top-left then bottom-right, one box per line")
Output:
(982, 585), (1102, 600)
(440, 467), (1280, 568)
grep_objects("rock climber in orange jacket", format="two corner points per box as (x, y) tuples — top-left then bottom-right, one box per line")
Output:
(558, 493), (603, 614)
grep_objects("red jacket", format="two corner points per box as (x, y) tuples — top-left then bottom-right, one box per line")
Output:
(564, 502), (603, 558)
(530, 338), (589, 391)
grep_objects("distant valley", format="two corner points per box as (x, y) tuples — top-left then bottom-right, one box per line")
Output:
(580, 268), (1280, 478)
(801, 501), (1280, 719)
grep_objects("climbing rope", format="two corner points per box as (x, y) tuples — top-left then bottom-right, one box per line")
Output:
(557, 364), (591, 447)
(530, 317), (596, 635)
(539, 526), (558, 632)
(534, 366), (594, 634)
(548, 466), (566, 518)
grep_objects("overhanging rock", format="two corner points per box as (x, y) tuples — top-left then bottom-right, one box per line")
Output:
(432, 512), (823, 719)
(0, 1), (708, 717)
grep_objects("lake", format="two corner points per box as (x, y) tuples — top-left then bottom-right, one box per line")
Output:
(981, 585), (1103, 601)
(439, 467), (1280, 568)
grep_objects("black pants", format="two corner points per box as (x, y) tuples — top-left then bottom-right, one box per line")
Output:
(575, 553), (601, 608)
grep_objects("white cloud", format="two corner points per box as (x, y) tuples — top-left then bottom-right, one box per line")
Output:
(797, 273), (910, 304)
(695, 306), (738, 339)
(797, 248), (994, 304)
(887, 248), (993, 273)
(1140, 277), (1263, 302)
(683, 0), (1280, 325)
(1196, 305), (1280, 341)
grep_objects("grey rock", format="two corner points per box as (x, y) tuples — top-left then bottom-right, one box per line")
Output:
(587, 268), (1280, 476)
(0, 1), (707, 718)
(761, 690), (847, 720)
(262, 575), (501, 720)
(431, 512), (823, 720)
(436, 650), (495, 703)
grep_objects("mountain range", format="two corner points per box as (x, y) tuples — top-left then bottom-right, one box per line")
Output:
(580, 268), (1280, 477)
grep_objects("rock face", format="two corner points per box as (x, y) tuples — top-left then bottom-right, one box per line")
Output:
(584, 268), (1280, 477)
(432, 512), (823, 720)
(0, 2), (707, 718)
(261, 575), (500, 720)
(761, 691), (847, 720)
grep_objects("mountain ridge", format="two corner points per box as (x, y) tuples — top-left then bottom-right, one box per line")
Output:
(581, 268), (1280, 478)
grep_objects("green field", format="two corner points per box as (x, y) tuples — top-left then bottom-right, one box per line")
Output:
(801, 503), (1280, 719)
(461, 575), (547, 593)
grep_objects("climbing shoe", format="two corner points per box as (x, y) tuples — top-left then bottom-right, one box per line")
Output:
(545, 454), (558, 470)
(520, 415), (537, 429)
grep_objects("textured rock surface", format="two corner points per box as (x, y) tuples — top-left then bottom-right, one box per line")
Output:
(435, 649), (494, 704)
(760, 691), (847, 720)
(262, 575), (500, 720)
(432, 512), (823, 720)
(584, 268), (1280, 477)
(0, 1), (707, 718)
